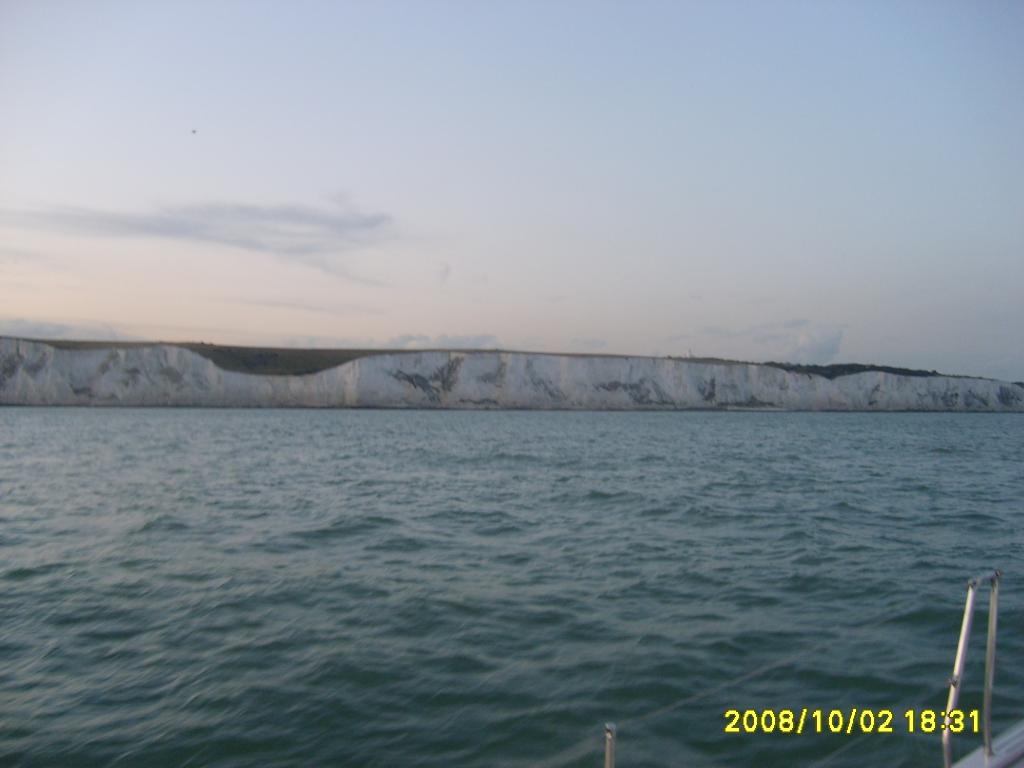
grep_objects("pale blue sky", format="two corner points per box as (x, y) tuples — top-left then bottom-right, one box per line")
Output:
(1, 0), (1022, 379)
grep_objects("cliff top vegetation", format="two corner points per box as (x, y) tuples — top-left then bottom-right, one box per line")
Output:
(13, 338), (963, 380)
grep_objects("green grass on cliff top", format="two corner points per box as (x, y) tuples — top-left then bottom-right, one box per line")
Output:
(8, 338), (959, 380)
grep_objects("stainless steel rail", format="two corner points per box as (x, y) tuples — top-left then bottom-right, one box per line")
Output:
(604, 722), (616, 768)
(562, 574), (1006, 768)
(943, 570), (1000, 768)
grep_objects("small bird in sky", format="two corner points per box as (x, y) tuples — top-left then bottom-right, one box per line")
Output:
(191, 129), (197, 134)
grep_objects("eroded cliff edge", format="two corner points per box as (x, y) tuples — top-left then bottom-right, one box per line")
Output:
(1, 337), (1022, 410)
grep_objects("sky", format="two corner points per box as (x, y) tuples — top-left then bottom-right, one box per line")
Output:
(1, 0), (1022, 380)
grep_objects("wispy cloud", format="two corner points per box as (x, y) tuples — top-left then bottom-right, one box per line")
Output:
(0, 318), (138, 341)
(0, 247), (43, 264)
(0, 246), (67, 273)
(276, 333), (499, 352)
(0, 200), (393, 280)
(280, 333), (504, 350)
(278, 333), (373, 348)
(387, 333), (500, 350)
(230, 297), (381, 316)
(787, 328), (843, 363)
(668, 319), (843, 364)
(569, 337), (608, 351)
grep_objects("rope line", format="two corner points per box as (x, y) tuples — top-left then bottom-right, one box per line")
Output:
(806, 684), (949, 768)
(536, 592), (947, 768)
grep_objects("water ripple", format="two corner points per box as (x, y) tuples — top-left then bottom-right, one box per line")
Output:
(0, 410), (1021, 767)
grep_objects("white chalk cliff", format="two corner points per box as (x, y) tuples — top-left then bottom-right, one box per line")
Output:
(1, 337), (1022, 411)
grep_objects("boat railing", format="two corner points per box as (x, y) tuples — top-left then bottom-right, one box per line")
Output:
(944, 570), (1000, 768)
(603, 722), (616, 768)
(555, 572), (1006, 768)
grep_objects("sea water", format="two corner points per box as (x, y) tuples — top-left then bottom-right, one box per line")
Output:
(1, 409), (1022, 767)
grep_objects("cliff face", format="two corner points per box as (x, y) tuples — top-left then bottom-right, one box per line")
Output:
(1, 337), (1022, 411)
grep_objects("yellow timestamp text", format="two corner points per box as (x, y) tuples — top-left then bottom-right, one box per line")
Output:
(723, 708), (980, 735)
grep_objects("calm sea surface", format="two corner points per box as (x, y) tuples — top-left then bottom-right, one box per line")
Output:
(1, 409), (1022, 768)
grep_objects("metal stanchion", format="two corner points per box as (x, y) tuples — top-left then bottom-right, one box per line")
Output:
(604, 723), (616, 768)
(943, 577), (979, 768)
(983, 572), (1000, 756)
(942, 570), (1000, 768)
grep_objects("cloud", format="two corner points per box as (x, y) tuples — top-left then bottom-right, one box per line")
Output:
(0, 318), (137, 341)
(0, 320), (509, 353)
(789, 328), (843, 363)
(669, 320), (843, 363)
(274, 333), (502, 350)
(277, 333), (376, 348)
(569, 337), (608, 351)
(0, 200), (392, 279)
(0, 247), (44, 264)
(386, 333), (500, 350)
(231, 297), (381, 316)
(701, 325), (743, 340)
(699, 320), (808, 343)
